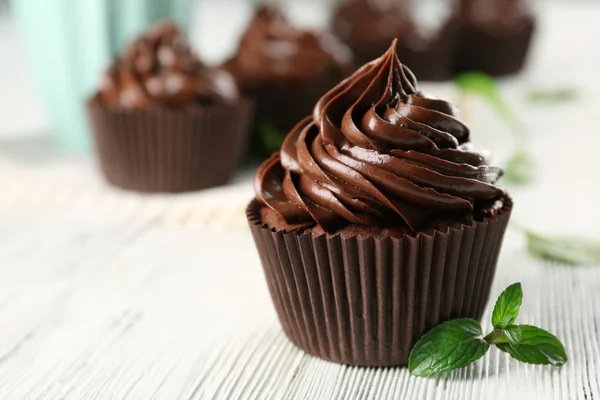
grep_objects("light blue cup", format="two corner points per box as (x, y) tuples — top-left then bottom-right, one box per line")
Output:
(12, 0), (191, 152)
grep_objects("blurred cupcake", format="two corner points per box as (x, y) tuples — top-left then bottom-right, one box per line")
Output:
(12, 0), (192, 152)
(247, 41), (512, 366)
(222, 4), (353, 158)
(453, 0), (536, 75)
(331, 0), (458, 81)
(88, 21), (253, 193)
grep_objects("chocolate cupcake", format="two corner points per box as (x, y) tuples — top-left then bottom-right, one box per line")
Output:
(222, 5), (353, 158)
(246, 41), (512, 367)
(331, 0), (457, 81)
(453, 0), (536, 76)
(88, 21), (253, 193)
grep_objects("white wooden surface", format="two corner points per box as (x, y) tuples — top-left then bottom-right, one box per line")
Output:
(1, 2), (600, 399)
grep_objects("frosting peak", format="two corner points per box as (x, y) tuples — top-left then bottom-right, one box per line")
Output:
(255, 42), (505, 233)
(99, 21), (237, 109)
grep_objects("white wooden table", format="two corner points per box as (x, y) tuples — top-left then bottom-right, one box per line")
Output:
(1, 2), (600, 399)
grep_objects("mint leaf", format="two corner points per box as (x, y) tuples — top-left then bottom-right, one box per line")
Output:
(409, 284), (567, 378)
(526, 231), (600, 266)
(456, 73), (533, 184)
(528, 88), (578, 104)
(484, 325), (521, 349)
(485, 326), (522, 349)
(503, 150), (534, 185)
(256, 118), (285, 154)
(409, 319), (489, 377)
(497, 325), (568, 366)
(502, 325), (523, 350)
(454, 72), (516, 125)
(492, 282), (523, 329)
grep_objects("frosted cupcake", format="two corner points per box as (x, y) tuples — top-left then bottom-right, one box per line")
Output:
(247, 41), (512, 366)
(454, 0), (536, 75)
(331, 0), (458, 81)
(223, 5), (353, 157)
(88, 21), (253, 192)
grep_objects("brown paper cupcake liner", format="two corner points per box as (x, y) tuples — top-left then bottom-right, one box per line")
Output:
(87, 97), (253, 193)
(247, 198), (512, 367)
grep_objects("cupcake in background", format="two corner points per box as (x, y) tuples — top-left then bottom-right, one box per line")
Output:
(247, 41), (512, 366)
(453, 0), (536, 76)
(222, 4), (353, 158)
(88, 21), (253, 193)
(12, 0), (191, 152)
(331, 0), (457, 81)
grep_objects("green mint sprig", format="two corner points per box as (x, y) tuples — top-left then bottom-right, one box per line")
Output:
(528, 88), (578, 104)
(525, 231), (600, 266)
(256, 118), (285, 155)
(503, 150), (535, 185)
(454, 72), (534, 185)
(408, 283), (567, 377)
(454, 72), (519, 127)
(510, 222), (600, 266)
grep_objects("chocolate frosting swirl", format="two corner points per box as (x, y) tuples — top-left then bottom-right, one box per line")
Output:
(255, 41), (505, 233)
(98, 21), (237, 109)
(224, 5), (352, 90)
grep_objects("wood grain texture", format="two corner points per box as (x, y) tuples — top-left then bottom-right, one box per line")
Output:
(1, 2), (600, 398)
(0, 200), (598, 399)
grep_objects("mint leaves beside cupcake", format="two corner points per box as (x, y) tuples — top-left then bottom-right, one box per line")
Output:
(524, 231), (600, 266)
(408, 283), (567, 377)
(528, 88), (578, 104)
(455, 72), (518, 127)
(503, 150), (535, 185)
(256, 118), (285, 155)
(509, 222), (600, 266)
(455, 72), (534, 185)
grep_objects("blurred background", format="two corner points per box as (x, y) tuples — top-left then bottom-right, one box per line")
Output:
(1, 0), (599, 230)
(0, 1), (600, 398)
(0, 0), (334, 147)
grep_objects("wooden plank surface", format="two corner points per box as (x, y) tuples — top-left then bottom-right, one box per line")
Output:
(0, 188), (599, 399)
(1, 2), (600, 398)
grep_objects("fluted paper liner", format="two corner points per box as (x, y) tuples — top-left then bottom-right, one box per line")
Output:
(87, 97), (253, 193)
(247, 199), (512, 366)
